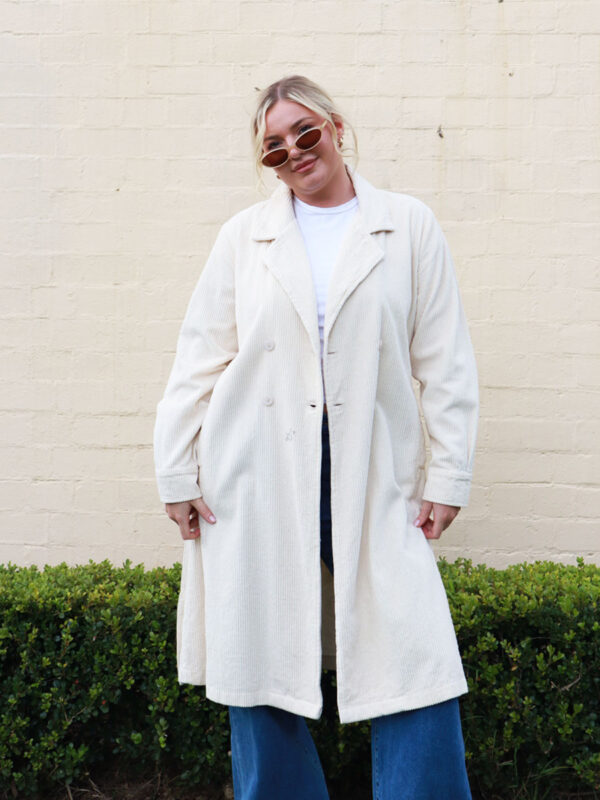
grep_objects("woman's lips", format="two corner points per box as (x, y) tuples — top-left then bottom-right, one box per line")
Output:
(293, 158), (316, 173)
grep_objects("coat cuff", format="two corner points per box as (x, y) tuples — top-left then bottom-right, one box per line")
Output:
(156, 471), (202, 504)
(422, 468), (472, 508)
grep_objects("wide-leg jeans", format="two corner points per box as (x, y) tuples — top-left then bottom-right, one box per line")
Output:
(228, 412), (472, 799)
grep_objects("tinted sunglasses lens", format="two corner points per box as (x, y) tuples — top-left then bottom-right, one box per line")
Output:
(296, 128), (322, 151)
(262, 148), (288, 168)
(261, 126), (323, 168)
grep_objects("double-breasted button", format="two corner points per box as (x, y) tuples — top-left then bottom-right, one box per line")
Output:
(264, 340), (275, 351)
(263, 396), (274, 406)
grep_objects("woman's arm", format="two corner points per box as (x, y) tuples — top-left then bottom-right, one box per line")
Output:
(153, 222), (238, 514)
(409, 205), (479, 525)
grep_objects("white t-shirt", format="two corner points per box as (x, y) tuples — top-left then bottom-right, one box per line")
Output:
(292, 193), (359, 395)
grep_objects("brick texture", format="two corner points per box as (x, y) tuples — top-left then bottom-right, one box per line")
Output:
(0, 0), (598, 568)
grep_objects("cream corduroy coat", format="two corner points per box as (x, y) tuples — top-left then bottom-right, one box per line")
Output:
(153, 167), (479, 724)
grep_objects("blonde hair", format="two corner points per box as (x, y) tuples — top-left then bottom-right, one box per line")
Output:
(250, 75), (358, 188)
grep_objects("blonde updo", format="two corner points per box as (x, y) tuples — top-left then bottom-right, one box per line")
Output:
(250, 75), (358, 187)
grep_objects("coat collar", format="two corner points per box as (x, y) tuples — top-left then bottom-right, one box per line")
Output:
(250, 167), (394, 358)
(250, 166), (394, 241)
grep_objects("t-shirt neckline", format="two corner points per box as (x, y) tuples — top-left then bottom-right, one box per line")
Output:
(292, 193), (358, 215)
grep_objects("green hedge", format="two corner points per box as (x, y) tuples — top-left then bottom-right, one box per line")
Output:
(0, 558), (598, 799)
(442, 558), (599, 799)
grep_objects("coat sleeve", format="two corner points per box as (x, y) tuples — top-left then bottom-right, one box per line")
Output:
(409, 205), (479, 508)
(153, 222), (238, 504)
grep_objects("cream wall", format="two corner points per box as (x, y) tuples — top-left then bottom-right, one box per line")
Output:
(1, 1), (598, 569)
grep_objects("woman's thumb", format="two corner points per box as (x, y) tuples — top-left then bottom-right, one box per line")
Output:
(191, 496), (216, 524)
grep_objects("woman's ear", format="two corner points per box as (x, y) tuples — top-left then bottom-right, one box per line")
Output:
(331, 113), (344, 143)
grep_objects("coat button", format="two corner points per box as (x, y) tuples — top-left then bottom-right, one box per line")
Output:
(263, 396), (274, 406)
(378, 338), (383, 349)
(264, 340), (275, 351)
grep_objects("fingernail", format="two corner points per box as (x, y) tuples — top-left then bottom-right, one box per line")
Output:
(414, 518), (420, 526)
(209, 514), (216, 523)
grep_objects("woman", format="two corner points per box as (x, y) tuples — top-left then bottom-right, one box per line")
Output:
(154, 75), (478, 799)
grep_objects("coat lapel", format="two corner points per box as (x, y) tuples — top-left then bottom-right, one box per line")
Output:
(323, 212), (384, 343)
(262, 217), (321, 358)
(251, 167), (395, 356)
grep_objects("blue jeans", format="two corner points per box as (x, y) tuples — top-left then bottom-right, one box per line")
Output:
(227, 412), (472, 798)
(228, 699), (472, 799)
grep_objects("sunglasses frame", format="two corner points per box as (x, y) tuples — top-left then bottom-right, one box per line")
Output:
(261, 120), (329, 168)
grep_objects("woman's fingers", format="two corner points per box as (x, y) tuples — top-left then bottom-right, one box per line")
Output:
(165, 498), (217, 540)
(190, 497), (216, 525)
(415, 501), (460, 540)
(414, 501), (433, 529)
(187, 505), (200, 535)
(165, 502), (197, 539)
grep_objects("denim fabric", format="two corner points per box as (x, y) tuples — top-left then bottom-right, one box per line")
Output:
(370, 698), (472, 800)
(320, 411), (334, 575)
(228, 704), (329, 800)
(228, 698), (472, 799)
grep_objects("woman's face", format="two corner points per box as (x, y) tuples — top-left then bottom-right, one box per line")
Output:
(262, 99), (345, 203)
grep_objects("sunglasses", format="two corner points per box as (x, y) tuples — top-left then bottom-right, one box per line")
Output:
(261, 120), (329, 168)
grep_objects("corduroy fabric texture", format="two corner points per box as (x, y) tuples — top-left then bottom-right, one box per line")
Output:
(154, 167), (479, 723)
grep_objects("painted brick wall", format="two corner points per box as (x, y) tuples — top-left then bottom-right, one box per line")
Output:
(1, 0), (598, 569)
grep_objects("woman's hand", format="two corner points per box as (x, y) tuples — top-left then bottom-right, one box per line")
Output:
(165, 498), (216, 540)
(414, 501), (460, 540)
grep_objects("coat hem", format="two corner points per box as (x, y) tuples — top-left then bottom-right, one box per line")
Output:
(203, 685), (323, 720)
(178, 674), (468, 724)
(337, 678), (469, 724)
